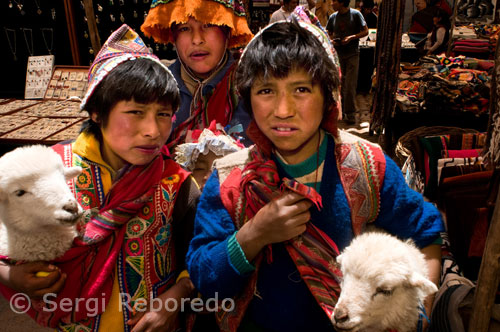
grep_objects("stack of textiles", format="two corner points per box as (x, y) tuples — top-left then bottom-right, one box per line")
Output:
(399, 129), (486, 199)
(452, 25), (477, 39)
(399, 127), (496, 282)
(451, 39), (493, 59)
(400, 130), (493, 281)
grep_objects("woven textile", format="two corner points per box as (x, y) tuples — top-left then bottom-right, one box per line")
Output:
(80, 24), (172, 111)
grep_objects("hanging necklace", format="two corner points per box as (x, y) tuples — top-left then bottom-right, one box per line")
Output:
(12, 0), (25, 14)
(4, 28), (17, 61)
(41, 28), (53, 55)
(34, 0), (42, 14)
(21, 28), (34, 56)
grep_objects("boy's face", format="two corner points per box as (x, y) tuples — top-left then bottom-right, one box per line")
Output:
(95, 99), (173, 171)
(250, 68), (324, 164)
(192, 151), (218, 190)
(174, 18), (227, 79)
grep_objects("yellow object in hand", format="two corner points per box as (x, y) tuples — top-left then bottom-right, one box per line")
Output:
(35, 271), (50, 277)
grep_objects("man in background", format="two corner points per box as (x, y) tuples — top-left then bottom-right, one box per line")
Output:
(361, 0), (378, 28)
(327, 0), (368, 124)
(269, 0), (299, 23)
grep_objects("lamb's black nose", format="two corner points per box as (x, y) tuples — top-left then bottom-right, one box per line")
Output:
(63, 201), (79, 214)
(334, 308), (349, 323)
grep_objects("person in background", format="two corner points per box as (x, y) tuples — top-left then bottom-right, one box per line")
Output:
(141, 0), (254, 149)
(307, 0), (317, 14)
(424, 9), (450, 55)
(361, 0), (378, 29)
(186, 17), (443, 332)
(269, 0), (300, 23)
(0, 25), (200, 331)
(314, 0), (333, 27)
(327, 0), (368, 125)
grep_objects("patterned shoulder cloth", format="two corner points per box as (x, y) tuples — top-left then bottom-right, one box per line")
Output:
(41, 141), (188, 329)
(214, 139), (386, 332)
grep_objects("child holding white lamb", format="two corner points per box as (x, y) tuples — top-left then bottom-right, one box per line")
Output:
(185, 12), (445, 332)
(0, 24), (200, 331)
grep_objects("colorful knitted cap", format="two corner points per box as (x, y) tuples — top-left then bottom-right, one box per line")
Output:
(174, 121), (244, 171)
(80, 24), (174, 111)
(141, 0), (253, 49)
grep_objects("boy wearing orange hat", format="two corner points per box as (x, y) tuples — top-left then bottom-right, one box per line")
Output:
(142, 0), (254, 149)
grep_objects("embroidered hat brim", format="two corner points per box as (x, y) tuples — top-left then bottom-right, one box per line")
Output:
(141, 0), (253, 49)
(80, 24), (175, 111)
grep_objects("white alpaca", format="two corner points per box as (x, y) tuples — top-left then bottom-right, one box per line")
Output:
(332, 232), (438, 332)
(0, 145), (83, 262)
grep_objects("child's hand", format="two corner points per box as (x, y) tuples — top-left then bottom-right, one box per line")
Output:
(237, 191), (312, 261)
(127, 278), (194, 332)
(0, 262), (65, 299)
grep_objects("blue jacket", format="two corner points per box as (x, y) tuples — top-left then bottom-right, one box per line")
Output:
(187, 136), (444, 331)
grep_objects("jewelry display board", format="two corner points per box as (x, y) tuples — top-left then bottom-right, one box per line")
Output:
(0, 99), (41, 115)
(0, 115), (38, 136)
(44, 66), (89, 100)
(76, 0), (177, 65)
(25, 55), (55, 99)
(14, 100), (88, 118)
(1, 117), (82, 140)
(45, 119), (85, 142)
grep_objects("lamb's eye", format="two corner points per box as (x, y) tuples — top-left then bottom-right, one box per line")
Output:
(375, 287), (393, 296)
(14, 190), (26, 197)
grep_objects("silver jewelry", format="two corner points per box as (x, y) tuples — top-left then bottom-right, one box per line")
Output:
(4, 28), (17, 61)
(21, 28), (34, 56)
(51, 8), (56, 20)
(41, 28), (53, 55)
(34, 0), (42, 14)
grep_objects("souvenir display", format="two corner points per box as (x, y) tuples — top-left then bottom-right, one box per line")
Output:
(0, 115), (38, 135)
(25, 55), (55, 99)
(74, 0), (176, 65)
(1, 117), (81, 140)
(46, 119), (85, 142)
(14, 100), (88, 118)
(0, 99), (40, 115)
(44, 66), (89, 100)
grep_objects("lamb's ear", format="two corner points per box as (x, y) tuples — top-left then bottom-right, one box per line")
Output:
(408, 272), (438, 297)
(336, 253), (344, 267)
(64, 166), (83, 180)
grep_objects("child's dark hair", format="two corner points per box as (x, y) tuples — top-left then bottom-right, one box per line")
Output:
(81, 58), (180, 142)
(235, 20), (340, 116)
(434, 8), (450, 29)
(339, 0), (350, 7)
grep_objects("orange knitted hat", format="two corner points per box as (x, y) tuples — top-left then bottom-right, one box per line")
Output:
(141, 0), (253, 49)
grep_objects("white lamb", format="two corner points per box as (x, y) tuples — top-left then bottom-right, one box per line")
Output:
(332, 231), (438, 332)
(0, 145), (83, 262)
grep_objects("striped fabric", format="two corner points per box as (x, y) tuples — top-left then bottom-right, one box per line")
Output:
(239, 147), (342, 319)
